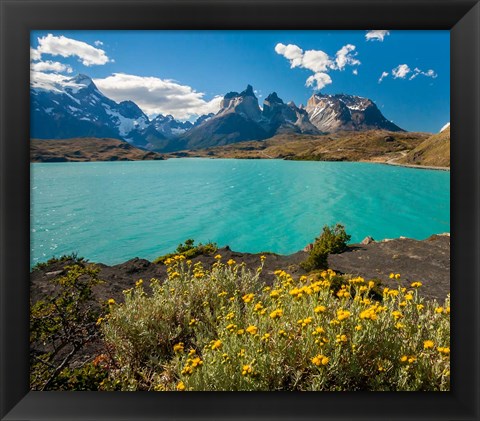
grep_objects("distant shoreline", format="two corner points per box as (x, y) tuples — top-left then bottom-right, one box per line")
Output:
(31, 154), (451, 171)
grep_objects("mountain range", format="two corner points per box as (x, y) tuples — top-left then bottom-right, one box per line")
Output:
(31, 74), (404, 152)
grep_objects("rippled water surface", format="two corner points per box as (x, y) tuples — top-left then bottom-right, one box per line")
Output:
(31, 159), (450, 266)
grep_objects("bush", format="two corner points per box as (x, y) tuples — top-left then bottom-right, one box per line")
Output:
(302, 224), (351, 271)
(102, 257), (450, 391)
(31, 252), (85, 272)
(153, 239), (218, 264)
(30, 264), (103, 390)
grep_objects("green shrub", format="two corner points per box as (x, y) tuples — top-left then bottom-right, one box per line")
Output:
(31, 252), (85, 272)
(102, 258), (450, 391)
(153, 239), (218, 264)
(30, 264), (103, 390)
(302, 224), (351, 271)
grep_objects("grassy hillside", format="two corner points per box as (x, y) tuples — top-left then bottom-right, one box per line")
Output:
(167, 130), (431, 163)
(31, 138), (165, 162)
(397, 127), (450, 168)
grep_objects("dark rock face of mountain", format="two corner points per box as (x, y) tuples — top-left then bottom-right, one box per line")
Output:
(173, 85), (269, 151)
(173, 87), (321, 151)
(306, 93), (404, 133)
(262, 93), (320, 136)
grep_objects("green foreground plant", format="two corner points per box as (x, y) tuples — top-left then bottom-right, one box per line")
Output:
(101, 256), (450, 391)
(30, 264), (107, 390)
(153, 239), (218, 264)
(302, 224), (351, 271)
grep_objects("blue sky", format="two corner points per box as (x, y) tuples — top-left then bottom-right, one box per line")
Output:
(30, 30), (449, 132)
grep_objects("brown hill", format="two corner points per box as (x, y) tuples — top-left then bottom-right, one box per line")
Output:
(397, 127), (450, 168)
(31, 138), (165, 162)
(168, 130), (430, 163)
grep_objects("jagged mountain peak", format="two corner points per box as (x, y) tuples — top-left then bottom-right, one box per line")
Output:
(265, 92), (284, 104)
(68, 73), (94, 86)
(240, 84), (255, 97)
(306, 92), (403, 133)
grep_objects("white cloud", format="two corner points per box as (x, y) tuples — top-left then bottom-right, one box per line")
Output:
(378, 71), (389, 83)
(392, 64), (411, 79)
(305, 73), (332, 90)
(302, 50), (334, 73)
(365, 30), (390, 42)
(352, 69), (358, 75)
(379, 65), (437, 83)
(93, 73), (222, 120)
(275, 42), (360, 90)
(409, 67), (438, 80)
(30, 47), (42, 61)
(335, 44), (360, 70)
(32, 34), (111, 66)
(94, 40), (103, 46)
(274, 43), (304, 68)
(30, 60), (73, 74)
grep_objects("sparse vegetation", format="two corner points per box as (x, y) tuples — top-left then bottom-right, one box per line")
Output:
(30, 264), (105, 390)
(153, 239), (218, 264)
(301, 224), (351, 271)
(31, 252), (85, 272)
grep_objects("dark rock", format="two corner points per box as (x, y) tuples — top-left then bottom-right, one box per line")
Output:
(384, 135), (395, 142)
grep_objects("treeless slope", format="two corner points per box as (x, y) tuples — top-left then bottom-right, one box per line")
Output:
(168, 130), (430, 163)
(397, 127), (450, 168)
(31, 138), (165, 162)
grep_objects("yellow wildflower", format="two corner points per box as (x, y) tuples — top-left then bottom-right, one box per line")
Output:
(211, 340), (222, 350)
(176, 381), (186, 391)
(337, 309), (351, 321)
(411, 282), (422, 288)
(107, 298), (115, 305)
(242, 293), (254, 303)
(424, 340), (435, 349)
(270, 309), (283, 319)
(246, 325), (258, 335)
(435, 307), (444, 314)
(173, 342), (185, 353)
(241, 364), (253, 376)
(314, 305), (326, 313)
(227, 259), (235, 266)
(311, 354), (329, 366)
(254, 302), (264, 312)
(214, 254), (222, 259)
(392, 311), (403, 320)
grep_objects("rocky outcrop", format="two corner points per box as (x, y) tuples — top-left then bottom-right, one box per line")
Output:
(328, 234), (450, 300)
(306, 93), (404, 133)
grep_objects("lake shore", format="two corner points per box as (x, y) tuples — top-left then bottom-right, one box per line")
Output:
(31, 233), (450, 305)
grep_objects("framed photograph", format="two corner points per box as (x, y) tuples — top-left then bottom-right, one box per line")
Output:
(1, 0), (479, 420)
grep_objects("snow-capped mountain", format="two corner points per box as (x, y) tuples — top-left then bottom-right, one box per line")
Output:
(31, 73), (404, 153)
(305, 93), (403, 133)
(30, 73), (210, 151)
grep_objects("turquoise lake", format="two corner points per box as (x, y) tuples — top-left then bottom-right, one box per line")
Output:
(31, 159), (450, 266)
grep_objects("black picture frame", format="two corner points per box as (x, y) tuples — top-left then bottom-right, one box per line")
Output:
(1, 0), (479, 420)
